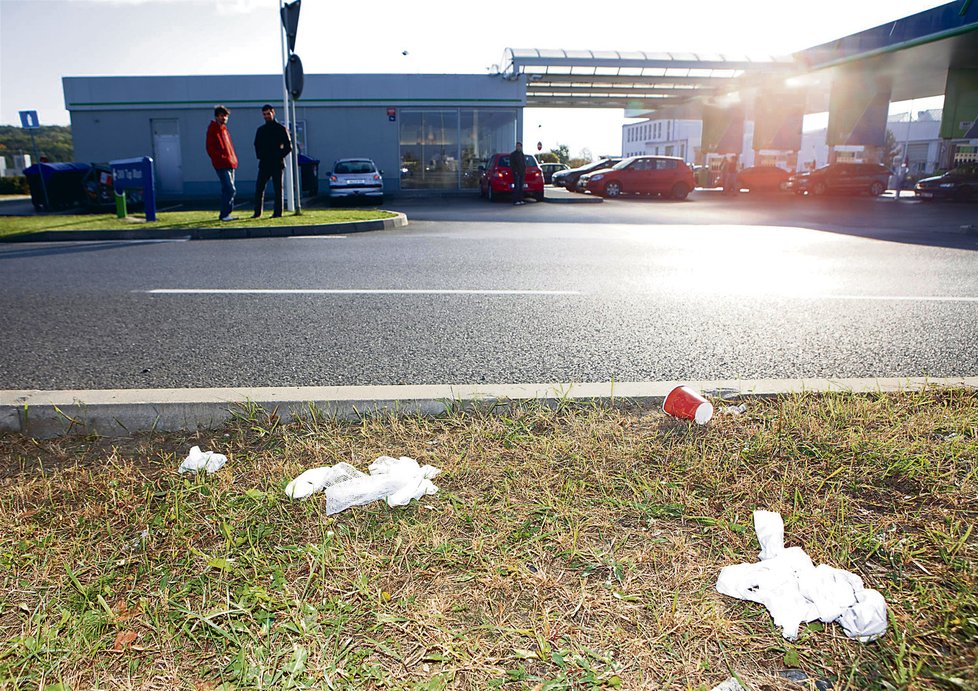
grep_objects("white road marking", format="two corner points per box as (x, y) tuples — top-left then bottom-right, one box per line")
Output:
(286, 235), (348, 239)
(143, 288), (582, 296)
(140, 289), (978, 302)
(811, 294), (978, 303)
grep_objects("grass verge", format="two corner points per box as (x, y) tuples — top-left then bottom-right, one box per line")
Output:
(1, 389), (976, 689)
(0, 208), (398, 238)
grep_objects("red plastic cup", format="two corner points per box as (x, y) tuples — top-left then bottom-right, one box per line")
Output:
(663, 385), (714, 425)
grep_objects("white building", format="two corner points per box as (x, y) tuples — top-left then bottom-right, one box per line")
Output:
(1, 154), (31, 177)
(624, 108), (946, 174)
(621, 119), (702, 161)
(796, 109), (943, 173)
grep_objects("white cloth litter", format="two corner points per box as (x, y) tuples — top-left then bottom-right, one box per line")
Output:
(716, 510), (887, 642)
(285, 462), (365, 500)
(178, 446), (227, 474)
(286, 456), (441, 514)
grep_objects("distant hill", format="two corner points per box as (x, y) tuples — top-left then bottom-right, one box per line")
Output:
(0, 125), (73, 163)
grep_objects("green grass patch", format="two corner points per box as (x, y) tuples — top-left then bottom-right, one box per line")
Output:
(0, 389), (976, 688)
(0, 208), (398, 238)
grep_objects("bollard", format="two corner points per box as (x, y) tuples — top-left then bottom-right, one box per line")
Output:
(115, 191), (127, 218)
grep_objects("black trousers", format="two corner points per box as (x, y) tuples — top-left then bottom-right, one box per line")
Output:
(254, 163), (284, 216)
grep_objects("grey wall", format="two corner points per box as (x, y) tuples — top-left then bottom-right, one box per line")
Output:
(64, 73), (526, 199)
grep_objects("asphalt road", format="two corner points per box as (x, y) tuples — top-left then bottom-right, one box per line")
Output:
(1, 191), (976, 390)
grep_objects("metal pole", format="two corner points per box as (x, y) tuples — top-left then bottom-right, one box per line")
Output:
(279, 0), (295, 212)
(29, 130), (50, 210)
(899, 99), (914, 200)
(291, 96), (301, 213)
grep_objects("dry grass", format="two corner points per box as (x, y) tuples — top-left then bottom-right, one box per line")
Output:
(0, 389), (976, 690)
(0, 208), (397, 238)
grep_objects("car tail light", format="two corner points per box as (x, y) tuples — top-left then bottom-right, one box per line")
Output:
(373, 174), (380, 181)
(330, 175), (337, 182)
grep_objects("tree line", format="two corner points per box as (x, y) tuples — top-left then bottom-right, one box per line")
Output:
(0, 125), (73, 164)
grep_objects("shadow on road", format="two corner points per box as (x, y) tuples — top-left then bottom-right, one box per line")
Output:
(392, 189), (978, 251)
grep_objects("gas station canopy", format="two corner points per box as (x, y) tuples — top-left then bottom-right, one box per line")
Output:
(501, 1), (978, 113)
(501, 48), (794, 110)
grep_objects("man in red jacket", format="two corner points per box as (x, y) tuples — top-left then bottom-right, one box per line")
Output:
(205, 105), (238, 221)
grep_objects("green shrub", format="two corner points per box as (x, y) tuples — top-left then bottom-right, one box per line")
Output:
(0, 175), (28, 195)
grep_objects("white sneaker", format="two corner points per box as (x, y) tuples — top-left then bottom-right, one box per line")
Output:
(220, 215), (236, 221)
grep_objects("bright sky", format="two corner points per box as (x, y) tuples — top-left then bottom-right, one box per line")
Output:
(0, 0), (952, 157)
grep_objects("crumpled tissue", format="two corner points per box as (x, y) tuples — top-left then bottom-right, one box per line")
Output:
(178, 446), (227, 474)
(716, 510), (887, 642)
(286, 456), (440, 514)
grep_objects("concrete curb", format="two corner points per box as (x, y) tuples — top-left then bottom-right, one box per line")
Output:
(2, 377), (975, 437)
(0, 213), (408, 243)
(542, 191), (603, 204)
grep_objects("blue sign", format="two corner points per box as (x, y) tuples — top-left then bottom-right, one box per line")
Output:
(19, 110), (39, 129)
(110, 156), (157, 222)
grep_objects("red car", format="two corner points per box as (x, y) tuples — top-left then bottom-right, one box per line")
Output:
(479, 153), (544, 202)
(736, 165), (790, 192)
(579, 155), (695, 200)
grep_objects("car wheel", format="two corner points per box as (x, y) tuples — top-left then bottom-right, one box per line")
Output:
(812, 181), (827, 196)
(534, 191), (544, 202)
(487, 185), (494, 202)
(869, 181), (885, 196)
(604, 181), (622, 197)
(671, 182), (690, 200)
(479, 183), (486, 199)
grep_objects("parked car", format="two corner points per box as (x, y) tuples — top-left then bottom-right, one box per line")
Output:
(478, 152), (544, 201)
(736, 165), (790, 192)
(578, 155), (696, 200)
(327, 158), (384, 202)
(540, 162), (570, 184)
(552, 158), (622, 191)
(914, 166), (978, 201)
(786, 163), (890, 197)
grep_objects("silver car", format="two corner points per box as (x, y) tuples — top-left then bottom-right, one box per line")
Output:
(327, 158), (384, 201)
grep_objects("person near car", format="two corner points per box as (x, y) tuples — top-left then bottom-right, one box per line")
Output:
(510, 141), (526, 205)
(205, 105), (238, 221)
(721, 154), (739, 195)
(252, 104), (293, 218)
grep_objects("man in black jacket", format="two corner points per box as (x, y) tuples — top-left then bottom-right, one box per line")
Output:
(510, 141), (526, 205)
(251, 104), (293, 218)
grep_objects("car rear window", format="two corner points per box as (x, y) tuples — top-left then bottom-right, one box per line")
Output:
(495, 155), (539, 168)
(335, 161), (376, 174)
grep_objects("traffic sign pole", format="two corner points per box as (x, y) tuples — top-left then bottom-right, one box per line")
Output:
(279, 0), (295, 212)
(23, 116), (51, 210)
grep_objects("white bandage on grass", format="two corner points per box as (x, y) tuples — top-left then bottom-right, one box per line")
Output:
(178, 446), (227, 474)
(286, 456), (441, 513)
(716, 510), (888, 642)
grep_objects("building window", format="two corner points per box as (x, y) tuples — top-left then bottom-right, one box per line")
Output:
(460, 109), (516, 189)
(399, 109), (516, 190)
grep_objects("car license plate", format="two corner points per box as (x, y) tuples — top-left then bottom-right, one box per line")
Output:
(350, 179), (366, 185)
(918, 192), (932, 198)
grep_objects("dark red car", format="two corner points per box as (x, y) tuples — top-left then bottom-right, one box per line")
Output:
(579, 155), (695, 200)
(736, 165), (790, 192)
(479, 153), (544, 202)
